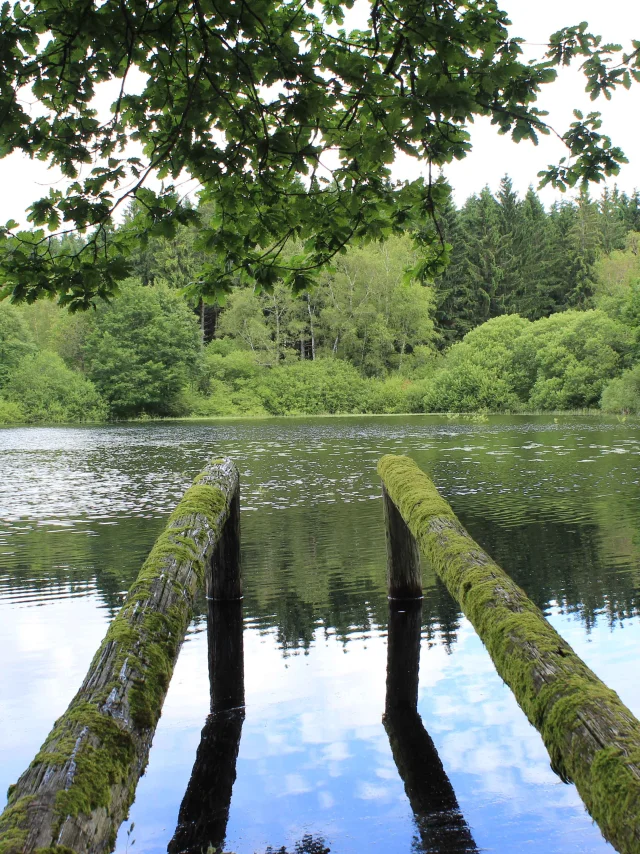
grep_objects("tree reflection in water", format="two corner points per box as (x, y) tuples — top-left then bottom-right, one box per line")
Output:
(384, 600), (478, 853)
(264, 834), (330, 853)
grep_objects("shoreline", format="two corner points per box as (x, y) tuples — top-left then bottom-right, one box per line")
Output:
(0, 408), (632, 429)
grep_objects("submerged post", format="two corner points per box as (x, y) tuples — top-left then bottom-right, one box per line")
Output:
(384, 600), (477, 852)
(378, 454), (640, 854)
(382, 484), (422, 599)
(0, 458), (240, 854)
(169, 598), (245, 854)
(209, 482), (242, 601)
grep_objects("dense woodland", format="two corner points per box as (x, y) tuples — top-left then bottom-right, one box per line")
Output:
(2, 177), (640, 424)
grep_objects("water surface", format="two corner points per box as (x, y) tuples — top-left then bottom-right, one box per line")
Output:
(2, 415), (640, 853)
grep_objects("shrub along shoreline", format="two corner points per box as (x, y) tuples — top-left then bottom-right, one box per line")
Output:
(3, 218), (640, 425)
(1, 303), (639, 426)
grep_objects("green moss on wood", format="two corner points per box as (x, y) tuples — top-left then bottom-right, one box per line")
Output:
(0, 466), (237, 852)
(378, 454), (640, 854)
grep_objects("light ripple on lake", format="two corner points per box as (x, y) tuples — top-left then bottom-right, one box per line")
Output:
(1, 414), (640, 852)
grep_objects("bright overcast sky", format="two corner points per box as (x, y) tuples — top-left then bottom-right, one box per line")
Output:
(0, 0), (638, 227)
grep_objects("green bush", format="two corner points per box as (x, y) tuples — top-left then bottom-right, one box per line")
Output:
(419, 310), (633, 412)
(601, 364), (640, 414)
(0, 398), (26, 425)
(422, 361), (521, 412)
(365, 375), (417, 413)
(420, 315), (531, 412)
(179, 381), (267, 417)
(521, 310), (633, 409)
(4, 352), (107, 423)
(199, 342), (263, 391)
(259, 359), (368, 415)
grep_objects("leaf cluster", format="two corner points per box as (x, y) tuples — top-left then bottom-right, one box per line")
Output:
(0, 1), (637, 304)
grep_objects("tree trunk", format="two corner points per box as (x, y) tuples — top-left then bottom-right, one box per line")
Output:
(0, 459), (240, 854)
(307, 296), (316, 360)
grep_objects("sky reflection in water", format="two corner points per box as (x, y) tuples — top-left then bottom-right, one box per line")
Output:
(1, 415), (640, 853)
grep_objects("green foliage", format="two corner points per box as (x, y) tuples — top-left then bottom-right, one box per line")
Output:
(365, 376), (419, 414)
(601, 364), (640, 414)
(259, 360), (368, 415)
(3, 191), (640, 423)
(522, 310), (633, 409)
(3, 352), (107, 423)
(217, 285), (302, 366)
(0, 301), (35, 389)
(316, 237), (436, 376)
(423, 361), (522, 413)
(0, 398), (26, 425)
(86, 279), (200, 418)
(0, 3), (635, 305)
(182, 341), (268, 416)
(430, 181), (639, 346)
(422, 315), (532, 412)
(418, 310), (633, 413)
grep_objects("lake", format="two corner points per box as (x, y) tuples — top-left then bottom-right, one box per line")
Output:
(1, 414), (640, 853)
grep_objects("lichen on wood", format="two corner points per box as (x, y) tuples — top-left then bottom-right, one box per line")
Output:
(378, 454), (640, 854)
(0, 457), (240, 854)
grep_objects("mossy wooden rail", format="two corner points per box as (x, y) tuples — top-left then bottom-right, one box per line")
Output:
(378, 454), (640, 854)
(0, 457), (241, 854)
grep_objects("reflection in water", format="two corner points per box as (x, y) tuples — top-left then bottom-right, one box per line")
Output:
(384, 601), (477, 853)
(3, 416), (640, 852)
(263, 835), (330, 854)
(169, 600), (245, 854)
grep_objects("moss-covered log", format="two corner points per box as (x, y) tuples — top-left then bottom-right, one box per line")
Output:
(378, 454), (640, 854)
(0, 458), (240, 854)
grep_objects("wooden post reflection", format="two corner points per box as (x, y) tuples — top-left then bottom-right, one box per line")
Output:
(384, 601), (478, 853)
(168, 599), (245, 854)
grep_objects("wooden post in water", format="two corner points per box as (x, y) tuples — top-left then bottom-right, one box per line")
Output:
(0, 458), (241, 854)
(382, 484), (422, 600)
(378, 454), (640, 854)
(209, 483), (242, 601)
(208, 599), (245, 711)
(169, 598), (245, 854)
(384, 600), (478, 852)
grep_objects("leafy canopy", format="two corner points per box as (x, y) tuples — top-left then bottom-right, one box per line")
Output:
(1, 0), (638, 307)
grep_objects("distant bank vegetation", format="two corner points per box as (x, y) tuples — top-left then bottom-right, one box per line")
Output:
(2, 178), (640, 424)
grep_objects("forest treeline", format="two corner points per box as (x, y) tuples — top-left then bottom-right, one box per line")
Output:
(2, 178), (640, 424)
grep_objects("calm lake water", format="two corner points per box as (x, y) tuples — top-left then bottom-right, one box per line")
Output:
(2, 414), (640, 853)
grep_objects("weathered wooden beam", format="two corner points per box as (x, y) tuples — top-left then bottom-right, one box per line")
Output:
(378, 454), (640, 854)
(382, 484), (422, 599)
(0, 458), (240, 854)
